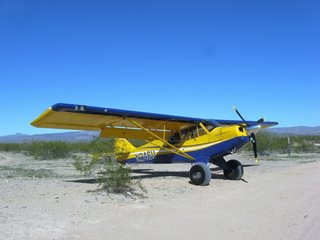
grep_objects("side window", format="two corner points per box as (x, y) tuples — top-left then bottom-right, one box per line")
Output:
(198, 126), (206, 136)
(190, 125), (206, 138)
(181, 129), (191, 141)
(180, 123), (211, 140)
(169, 132), (181, 144)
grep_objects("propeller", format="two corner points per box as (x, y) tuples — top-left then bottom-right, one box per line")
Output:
(250, 133), (257, 158)
(233, 107), (263, 159)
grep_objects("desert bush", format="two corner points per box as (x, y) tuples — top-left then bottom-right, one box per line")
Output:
(0, 166), (54, 178)
(0, 143), (21, 152)
(73, 152), (146, 195)
(0, 138), (115, 160)
(24, 141), (71, 160)
(0, 141), (71, 159)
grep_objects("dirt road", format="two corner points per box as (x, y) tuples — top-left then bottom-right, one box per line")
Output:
(1, 152), (319, 240)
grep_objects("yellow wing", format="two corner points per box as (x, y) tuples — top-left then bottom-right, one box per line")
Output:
(31, 103), (200, 140)
(31, 103), (278, 140)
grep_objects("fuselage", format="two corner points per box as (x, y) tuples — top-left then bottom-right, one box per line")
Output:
(115, 125), (250, 164)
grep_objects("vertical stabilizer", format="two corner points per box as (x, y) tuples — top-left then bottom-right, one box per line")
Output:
(114, 138), (136, 161)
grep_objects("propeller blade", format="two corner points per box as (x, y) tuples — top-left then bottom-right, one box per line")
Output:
(233, 106), (250, 126)
(257, 118), (264, 124)
(250, 133), (258, 158)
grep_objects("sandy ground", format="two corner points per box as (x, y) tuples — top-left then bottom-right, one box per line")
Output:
(1, 152), (320, 240)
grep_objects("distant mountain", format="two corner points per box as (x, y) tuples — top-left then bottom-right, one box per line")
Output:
(0, 126), (319, 143)
(267, 126), (320, 136)
(0, 131), (99, 143)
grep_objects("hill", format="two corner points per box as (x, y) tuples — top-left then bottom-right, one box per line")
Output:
(267, 126), (320, 136)
(0, 131), (99, 143)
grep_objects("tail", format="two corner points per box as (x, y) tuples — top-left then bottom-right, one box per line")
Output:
(114, 138), (136, 161)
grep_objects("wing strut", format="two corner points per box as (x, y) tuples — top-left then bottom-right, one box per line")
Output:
(127, 118), (195, 161)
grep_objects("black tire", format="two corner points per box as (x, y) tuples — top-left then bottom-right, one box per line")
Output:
(223, 159), (243, 180)
(189, 162), (211, 185)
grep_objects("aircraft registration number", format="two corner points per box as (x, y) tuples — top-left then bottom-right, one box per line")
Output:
(135, 150), (156, 162)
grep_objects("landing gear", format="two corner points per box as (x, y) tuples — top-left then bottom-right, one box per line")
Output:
(210, 157), (244, 180)
(223, 159), (244, 180)
(189, 162), (211, 185)
(189, 158), (244, 185)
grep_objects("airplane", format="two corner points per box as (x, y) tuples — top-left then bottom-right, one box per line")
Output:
(31, 103), (278, 185)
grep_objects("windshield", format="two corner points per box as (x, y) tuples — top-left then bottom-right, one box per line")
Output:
(201, 120), (221, 131)
(205, 120), (222, 127)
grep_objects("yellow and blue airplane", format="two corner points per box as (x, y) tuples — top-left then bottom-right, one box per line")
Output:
(31, 103), (278, 185)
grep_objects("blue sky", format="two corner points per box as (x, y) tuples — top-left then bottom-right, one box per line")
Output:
(0, 0), (319, 136)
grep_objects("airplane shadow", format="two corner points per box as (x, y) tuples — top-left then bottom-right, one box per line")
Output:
(66, 164), (257, 184)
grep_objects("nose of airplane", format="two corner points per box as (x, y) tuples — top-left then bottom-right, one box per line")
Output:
(235, 125), (248, 137)
(246, 125), (262, 135)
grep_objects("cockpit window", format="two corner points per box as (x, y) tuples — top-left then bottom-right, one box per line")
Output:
(181, 121), (219, 140)
(168, 132), (181, 144)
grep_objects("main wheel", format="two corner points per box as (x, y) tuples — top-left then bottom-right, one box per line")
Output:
(189, 162), (211, 185)
(223, 159), (243, 180)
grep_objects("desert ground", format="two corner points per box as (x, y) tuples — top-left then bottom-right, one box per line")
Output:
(0, 151), (319, 240)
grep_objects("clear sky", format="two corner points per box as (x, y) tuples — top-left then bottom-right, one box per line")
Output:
(0, 0), (319, 136)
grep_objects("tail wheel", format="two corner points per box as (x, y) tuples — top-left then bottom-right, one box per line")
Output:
(223, 160), (243, 180)
(189, 162), (211, 185)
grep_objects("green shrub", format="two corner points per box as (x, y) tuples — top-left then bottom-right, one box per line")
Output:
(0, 143), (22, 152)
(0, 166), (54, 178)
(25, 141), (71, 160)
(73, 153), (146, 195)
(0, 138), (114, 160)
